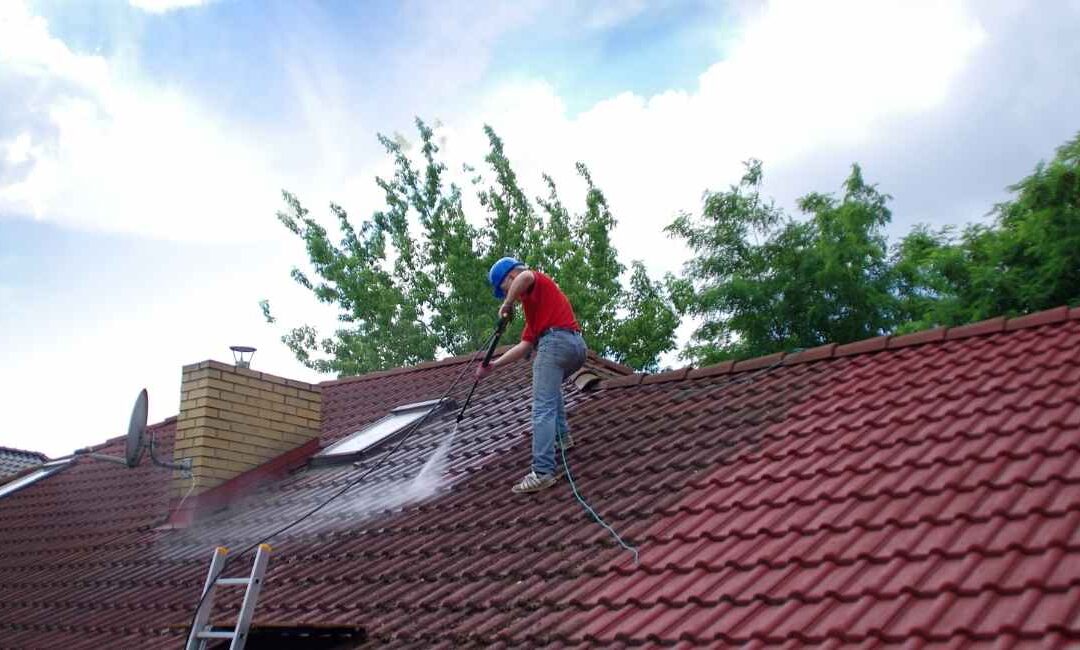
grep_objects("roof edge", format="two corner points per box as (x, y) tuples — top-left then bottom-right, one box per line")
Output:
(0, 446), (48, 462)
(319, 345), (514, 388)
(0, 455), (76, 488)
(595, 305), (1080, 390)
(321, 345), (634, 388)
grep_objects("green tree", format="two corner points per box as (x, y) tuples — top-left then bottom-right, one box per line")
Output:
(666, 159), (898, 363)
(669, 131), (1080, 363)
(608, 261), (680, 372)
(995, 133), (1080, 310)
(263, 118), (679, 375)
(894, 131), (1080, 329)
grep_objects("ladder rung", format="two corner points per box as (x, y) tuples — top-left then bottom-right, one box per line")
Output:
(186, 544), (271, 650)
(196, 630), (236, 639)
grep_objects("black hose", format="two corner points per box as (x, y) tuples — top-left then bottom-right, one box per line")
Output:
(184, 334), (490, 642)
(456, 315), (509, 423)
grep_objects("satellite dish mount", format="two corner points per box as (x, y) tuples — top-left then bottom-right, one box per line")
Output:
(85, 389), (192, 475)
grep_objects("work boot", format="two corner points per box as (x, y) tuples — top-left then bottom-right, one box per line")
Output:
(512, 471), (558, 494)
(557, 431), (574, 450)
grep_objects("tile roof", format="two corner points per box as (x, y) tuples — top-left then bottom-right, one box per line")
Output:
(0, 446), (47, 479)
(1, 308), (1079, 647)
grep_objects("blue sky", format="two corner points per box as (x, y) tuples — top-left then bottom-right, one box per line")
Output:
(2, 0), (1079, 456)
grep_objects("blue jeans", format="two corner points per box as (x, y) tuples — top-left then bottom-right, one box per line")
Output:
(531, 329), (587, 475)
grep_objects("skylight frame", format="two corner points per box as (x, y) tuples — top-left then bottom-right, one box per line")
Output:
(314, 398), (451, 465)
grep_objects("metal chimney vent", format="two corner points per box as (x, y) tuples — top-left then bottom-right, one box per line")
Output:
(230, 345), (256, 369)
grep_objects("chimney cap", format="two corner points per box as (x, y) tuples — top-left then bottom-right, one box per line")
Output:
(230, 346), (257, 369)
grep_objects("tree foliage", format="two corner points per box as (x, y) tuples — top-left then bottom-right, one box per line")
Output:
(668, 131), (1080, 363)
(270, 120), (1079, 372)
(264, 119), (678, 375)
(894, 132), (1080, 329)
(667, 160), (897, 362)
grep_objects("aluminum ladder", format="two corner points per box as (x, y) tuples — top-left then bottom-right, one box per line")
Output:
(186, 544), (271, 650)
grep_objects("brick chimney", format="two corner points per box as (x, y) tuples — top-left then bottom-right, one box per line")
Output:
(173, 360), (321, 497)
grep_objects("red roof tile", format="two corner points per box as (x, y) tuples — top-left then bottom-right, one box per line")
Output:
(888, 326), (947, 349)
(641, 367), (691, 385)
(2, 308), (1080, 647)
(784, 343), (836, 365)
(947, 316), (1006, 340)
(835, 334), (891, 356)
(686, 359), (735, 380)
(733, 351), (787, 372)
(0, 446), (47, 479)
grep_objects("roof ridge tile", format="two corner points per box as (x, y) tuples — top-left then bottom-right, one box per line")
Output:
(686, 360), (734, 380)
(835, 335), (890, 357)
(595, 305), (1078, 390)
(783, 343), (836, 365)
(888, 327), (947, 349)
(1005, 305), (1071, 331)
(602, 374), (645, 388)
(0, 446), (48, 461)
(946, 316), (1006, 340)
(323, 347), (633, 388)
(732, 351), (786, 372)
(640, 367), (691, 385)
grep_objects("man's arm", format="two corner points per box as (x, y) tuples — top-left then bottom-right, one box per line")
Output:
(500, 270), (535, 318)
(491, 340), (534, 369)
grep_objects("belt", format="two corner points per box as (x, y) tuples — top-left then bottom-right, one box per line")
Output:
(538, 327), (580, 340)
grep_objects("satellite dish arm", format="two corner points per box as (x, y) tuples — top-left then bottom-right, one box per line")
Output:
(77, 389), (189, 475)
(150, 432), (192, 475)
(81, 438), (191, 475)
(86, 453), (129, 466)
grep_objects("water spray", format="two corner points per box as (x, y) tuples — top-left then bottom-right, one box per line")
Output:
(411, 315), (511, 496)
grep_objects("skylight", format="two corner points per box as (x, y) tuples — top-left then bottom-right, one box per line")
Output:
(0, 459), (71, 499)
(318, 399), (447, 459)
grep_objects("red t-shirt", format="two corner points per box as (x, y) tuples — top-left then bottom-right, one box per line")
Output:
(520, 271), (580, 344)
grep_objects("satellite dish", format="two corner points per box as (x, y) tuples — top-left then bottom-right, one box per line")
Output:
(125, 388), (148, 468)
(81, 388), (190, 475)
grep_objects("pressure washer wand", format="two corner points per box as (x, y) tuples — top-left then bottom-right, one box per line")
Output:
(456, 315), (510, 423)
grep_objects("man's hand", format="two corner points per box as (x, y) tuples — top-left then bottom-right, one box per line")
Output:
(475, 363), (494, 381)
(499, 301), (514, 320)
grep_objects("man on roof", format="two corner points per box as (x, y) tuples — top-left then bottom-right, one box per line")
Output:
(475, 256), (587, 494)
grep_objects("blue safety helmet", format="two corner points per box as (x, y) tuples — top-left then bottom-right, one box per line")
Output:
(488, 257), (524, 300)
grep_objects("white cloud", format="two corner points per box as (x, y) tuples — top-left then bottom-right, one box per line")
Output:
(0, 0), (545, 244)
(0, 1), (313, 242)
(128, 0), (215, 14)
(581, 0), (650, 30)
(2, 0), (987, 257)
(3, 132), (33, 164)
(0, 3), (110, 83)
(391, 0), (986, 276)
